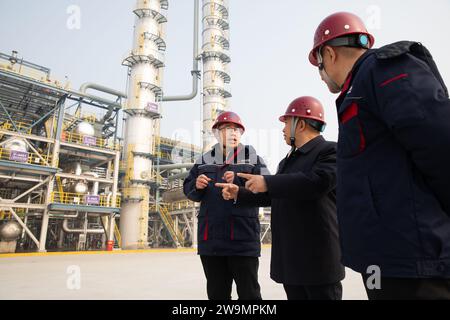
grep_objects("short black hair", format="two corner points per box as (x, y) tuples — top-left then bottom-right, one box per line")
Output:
(302, 118), (326, 133)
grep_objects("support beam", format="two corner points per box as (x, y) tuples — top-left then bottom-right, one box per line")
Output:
(22, 138), (50, 166)
(38, 95), (66, 252)
(0, 174), (44, 183)
(0, 202), (46, 210)
(12, 176), (50, 202)
(0, 129), (54, 143)
(0, 100), (19, 132)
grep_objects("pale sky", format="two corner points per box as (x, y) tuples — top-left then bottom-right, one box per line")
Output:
(1, 0), (449, 171)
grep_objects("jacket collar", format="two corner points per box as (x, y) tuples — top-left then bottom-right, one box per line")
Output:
(299, 135), (325, 154)
(337, 49), (375, 103)
(208, 143), (248, 165)
(293, 135), (325, 156)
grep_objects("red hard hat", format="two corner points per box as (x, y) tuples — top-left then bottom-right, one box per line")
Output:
(212, 111), (245, 132)
(279, 96), (326, 124)
(309, 12), (375, 66)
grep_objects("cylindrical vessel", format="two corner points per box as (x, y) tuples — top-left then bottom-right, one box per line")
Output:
(202, 0), (231, 151)
(120, 0), (168, 250)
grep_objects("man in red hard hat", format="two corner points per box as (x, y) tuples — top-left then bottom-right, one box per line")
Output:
(310, 12), (450, 300)
(217, 97), (345, 300)
(183, 111), (269, 300)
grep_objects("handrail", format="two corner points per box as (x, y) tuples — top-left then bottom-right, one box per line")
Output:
(51, 191), (121, 207)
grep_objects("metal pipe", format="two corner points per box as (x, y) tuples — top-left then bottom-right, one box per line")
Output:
(0, 51), (51, 76)
(162, 0), (200, 102)
(62, 218), (104, 234)
(157, 163), (194, 171)
(49, 212), (79, 218)
(168, 171), (190, 181)
(83, 172), (99, 195)
(79, 82), (127, 99)
(79, 82), (125, 123)
(57, 0), (198, 107)
(67, 89), (122, 110)
(106, 192), (112, 207)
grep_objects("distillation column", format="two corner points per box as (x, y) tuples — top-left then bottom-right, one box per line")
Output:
(202, 0), (231, 151)
(121, 0), (168, 249)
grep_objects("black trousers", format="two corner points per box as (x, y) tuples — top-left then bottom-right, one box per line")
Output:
(200, 255), (262, 300)
(283, 282), (343, 300)
(362, 275), (450, 300)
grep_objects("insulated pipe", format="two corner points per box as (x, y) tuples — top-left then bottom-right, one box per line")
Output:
(68, 89), (122, 110)
(83, 172), (99, 195)
(74, 162), (82, 176)
(106, 192), (112, 207)
(79, 82), (126, 122)
(79, 82), (127, 99)
(162, 0), (200, 102)
(49, 212), (79, 218)
(157, 163), (194, 171)
(62, 218), (104, 234)
(75, 0), (199, 104)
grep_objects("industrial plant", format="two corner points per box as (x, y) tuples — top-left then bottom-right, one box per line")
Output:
(0, 0), (271, 254)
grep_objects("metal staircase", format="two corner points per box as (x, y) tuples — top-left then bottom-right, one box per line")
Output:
(157, 204), (184, 247)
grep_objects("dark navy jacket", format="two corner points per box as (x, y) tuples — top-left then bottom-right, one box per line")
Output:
(237, 136), (345, 286)
(183, 144), (269, 257)
(336, 41), (450, 278)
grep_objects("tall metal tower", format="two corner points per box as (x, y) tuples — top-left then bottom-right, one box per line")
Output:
(202, 0), (231, 151)
(121, 0), (168, 249)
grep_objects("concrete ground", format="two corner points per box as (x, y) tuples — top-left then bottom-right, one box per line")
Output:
(0, 247), (367, 300)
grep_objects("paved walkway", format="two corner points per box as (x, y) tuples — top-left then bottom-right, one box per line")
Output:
(0, 247), (367, 300)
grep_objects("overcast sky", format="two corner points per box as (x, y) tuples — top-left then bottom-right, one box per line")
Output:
(1, 0), (449, 171)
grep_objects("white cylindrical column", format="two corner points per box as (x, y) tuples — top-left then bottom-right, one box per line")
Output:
(202, 0), (231, 151)
(121, 0), (168, 250)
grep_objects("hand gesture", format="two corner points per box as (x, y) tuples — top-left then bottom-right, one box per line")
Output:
(223, 171), (235, 184)
(196, 174), (212, 190)
(215, 183), (239, 201)
(237, 173), (268, 194)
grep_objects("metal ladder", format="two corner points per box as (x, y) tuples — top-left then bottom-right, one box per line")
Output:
(114, 223), (122, 248)
(158, 204), (184, 247)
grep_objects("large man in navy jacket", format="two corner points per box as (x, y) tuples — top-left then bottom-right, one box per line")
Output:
(183, 111), (268, 300)
(309, 12), (450, 299)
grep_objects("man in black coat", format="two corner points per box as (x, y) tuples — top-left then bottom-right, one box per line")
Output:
(183, 111), (269, 300)
(217, 97), (345, 300)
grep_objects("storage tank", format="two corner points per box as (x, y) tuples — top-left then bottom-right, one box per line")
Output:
(75, 121), (95, 136)
(0, 221), (22, 241)
(4, 138), (28, 152)
(69, 181), (89, 194)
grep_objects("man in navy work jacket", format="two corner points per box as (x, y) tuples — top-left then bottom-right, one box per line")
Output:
(309, 12), (450, 299)
(217, 97), (345, 300)
(183, 111), (269, 300)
